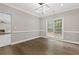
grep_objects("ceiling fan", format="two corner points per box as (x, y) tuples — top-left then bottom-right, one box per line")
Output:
(38, 3), (45, 5)
(34, 3), (50, 16)
(34, 3), (50, 10)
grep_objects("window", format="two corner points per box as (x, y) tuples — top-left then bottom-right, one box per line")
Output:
(47, 18), (62, 38)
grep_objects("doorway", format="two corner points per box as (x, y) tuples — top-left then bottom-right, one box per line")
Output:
(0, 13), (11, 47)
(47, 18), (63, 39)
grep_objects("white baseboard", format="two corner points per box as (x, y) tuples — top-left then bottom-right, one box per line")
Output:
(44, 36), (79, 45)
(40, 36), (47, 38)
(4, 35), (79, 46)
(57, 39), (79, 45)
(11, 36), (40, 45)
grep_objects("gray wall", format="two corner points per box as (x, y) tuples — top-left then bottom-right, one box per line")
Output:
(41, 8), (79, 42)
(0, 4), (40, 43)
(0, 3), (79, 44)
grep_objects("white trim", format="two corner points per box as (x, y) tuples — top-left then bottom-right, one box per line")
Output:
(57, 39), (79, 45)
(62, 17), (64, 39)
(4, 4), (39, 17)
(12, 30), (40, 33)
(11, 36), (40, 45)
(40, 36), (48, 38)
(46, 17), (64, 39)
(45, 36), (79, 45)
(3, 4), (79, 18)
(64, 31), (79, 33)
(46, 19), (47, 36)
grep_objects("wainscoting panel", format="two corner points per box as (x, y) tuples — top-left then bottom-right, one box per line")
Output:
(64, 31), (79, 42)
(11, 30), (40, 44)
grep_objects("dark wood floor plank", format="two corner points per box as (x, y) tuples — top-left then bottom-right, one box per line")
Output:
(0, 37), (79, 55)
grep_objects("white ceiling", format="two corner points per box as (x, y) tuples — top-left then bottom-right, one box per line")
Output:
(4, 3), (79, 17)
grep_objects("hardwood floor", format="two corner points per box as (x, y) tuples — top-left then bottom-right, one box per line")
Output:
(0, 37), (79, 55)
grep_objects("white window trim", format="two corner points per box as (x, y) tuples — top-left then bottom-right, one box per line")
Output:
(46, 17), (64, 39)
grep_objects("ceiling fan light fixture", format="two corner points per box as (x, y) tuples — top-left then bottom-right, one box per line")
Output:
(38, 3), (45, 5)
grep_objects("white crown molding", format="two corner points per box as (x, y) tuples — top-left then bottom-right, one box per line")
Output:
(44, 7), (79, 18)
(3, 3), (40, 17)
(2, 3), (79, 18)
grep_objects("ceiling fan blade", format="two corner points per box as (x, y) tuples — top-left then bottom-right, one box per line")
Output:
(34, 5), (44, 10)
(34, 4), (50, 11)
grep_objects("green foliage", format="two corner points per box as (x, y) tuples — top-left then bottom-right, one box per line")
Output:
(55, 19), (62, 33)
(47, 19), (62, 34)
